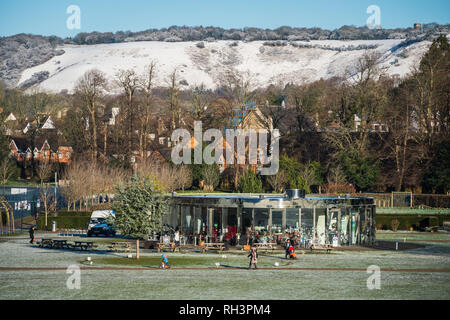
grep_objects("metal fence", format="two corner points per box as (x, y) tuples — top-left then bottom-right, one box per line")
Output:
(0, 185), (66, 220)
(317, 192), (450, 209)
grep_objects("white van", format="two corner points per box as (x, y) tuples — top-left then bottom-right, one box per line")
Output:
(88, 210), (115, 234)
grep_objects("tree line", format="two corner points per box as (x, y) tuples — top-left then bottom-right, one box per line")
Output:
(0, 35), (448, 198)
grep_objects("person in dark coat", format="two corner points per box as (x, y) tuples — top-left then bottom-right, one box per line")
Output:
(248, 247), (258, 269)
(29, 226), (35, 244)
(285, 239), (291, 259)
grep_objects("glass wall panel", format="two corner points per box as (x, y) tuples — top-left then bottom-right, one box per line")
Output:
(242, 208), (253, 235)
(272, 210), (283, 234)
(300, 208), (313, 240)
(224, 208), (237, 243)
(327, 209), (339, 245)
(286, 208), (299, 231)
(316, 208), (326, 244)
(183, 206), (193, 235)
(350, 209), (358, 245)
(339, 208), (350, 245)
(254, 209), (269, 233)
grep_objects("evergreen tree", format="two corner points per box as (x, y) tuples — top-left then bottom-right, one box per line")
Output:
(238, 169), (263, 193)
(112, 175), (168, 239)
(340, 151), (379, 191)
(423, 139), (450, 193)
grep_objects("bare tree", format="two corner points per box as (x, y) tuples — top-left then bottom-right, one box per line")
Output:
(267, 170), (287, 193)
(0, 158), (15, 184)
(327, 165), (347, 185)
(74, 69), (108, 162)
(39, 183), (54, 228)
(136, 159), (192, 192)
(116, 69), (139, 162)
(138, 62), (157, 158)
(167, 69), (181, 131)
(189, 84), (211, 126)
(36, 162), (53, 184)
(219, 69), (256, 190)
(201, 165), (220, 191)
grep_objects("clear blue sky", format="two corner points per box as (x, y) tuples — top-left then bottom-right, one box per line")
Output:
(0, 0), (449, 38)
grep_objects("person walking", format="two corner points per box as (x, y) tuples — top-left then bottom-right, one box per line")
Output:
(160, 254), (170, 269)
(248, 247), (258, 269)
(174, 230), (180, 248)
(29, 226), (35, 244)
(285, 239), (291, 259)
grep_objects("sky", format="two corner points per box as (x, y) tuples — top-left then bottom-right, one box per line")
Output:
(0, 0), (449, 38)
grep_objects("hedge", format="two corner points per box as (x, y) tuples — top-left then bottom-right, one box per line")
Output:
(37, 216), (90, 230)
(375, 214), (450, 231)
(55, 211), (92, 217)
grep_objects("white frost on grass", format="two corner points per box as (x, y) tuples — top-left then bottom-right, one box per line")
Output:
(0, 236), (449, 299)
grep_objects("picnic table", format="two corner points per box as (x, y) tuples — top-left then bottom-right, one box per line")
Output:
(254, 242), (277, 252)
(38, 238), (54, 248)
(157, 242), (180, 253)
(52, 239), (71, 249)
(109, 242), (133, 252)
(73, 241), (96, 251)
(202, 243), (225, 253)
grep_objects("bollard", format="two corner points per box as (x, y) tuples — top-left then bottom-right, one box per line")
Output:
(52, 221), (56, 233)
(395, 242), (398, 250)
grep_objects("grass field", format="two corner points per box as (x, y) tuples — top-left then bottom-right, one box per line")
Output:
(0, 231), (449, 300)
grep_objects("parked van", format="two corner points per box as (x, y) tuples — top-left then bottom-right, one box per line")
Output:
(87, 210), (116, 237)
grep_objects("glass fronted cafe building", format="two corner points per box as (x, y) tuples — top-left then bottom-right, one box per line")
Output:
(164, 190), (376, 246)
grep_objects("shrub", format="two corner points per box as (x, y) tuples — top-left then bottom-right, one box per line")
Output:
(36, 216), (90, 230)
(238, 170), (263, 193)
(55, 211), (92, 217)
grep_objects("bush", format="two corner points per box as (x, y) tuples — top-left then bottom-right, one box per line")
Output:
(55, 211), (92, 217)
(90, 203), (113, 211)
(238, 170), (263, 193)
(36, 216), (90, 230)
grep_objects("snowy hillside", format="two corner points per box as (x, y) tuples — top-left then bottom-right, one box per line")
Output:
(18, 39), (432, 93)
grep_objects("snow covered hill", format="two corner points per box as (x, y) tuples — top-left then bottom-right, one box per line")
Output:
(17, 39), (432, 93)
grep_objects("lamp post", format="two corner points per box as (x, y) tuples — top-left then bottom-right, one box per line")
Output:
(54, 172), (57, 217)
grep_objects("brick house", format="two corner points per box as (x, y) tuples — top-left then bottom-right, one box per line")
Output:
(9, 134), (73, 165)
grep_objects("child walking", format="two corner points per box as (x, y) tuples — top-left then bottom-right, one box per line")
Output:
(248, 247), (258, 269)
(160, 254), (170, 269)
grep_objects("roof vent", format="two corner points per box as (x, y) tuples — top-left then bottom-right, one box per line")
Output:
(286, 189), (305, 199)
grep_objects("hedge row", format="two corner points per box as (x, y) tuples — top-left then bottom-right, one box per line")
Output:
(37, 216), (90, 230)
(54, 211), (92, 217)
(376, 214), (450, 231)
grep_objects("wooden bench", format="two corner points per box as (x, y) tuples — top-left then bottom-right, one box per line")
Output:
(202, 243), (225, 253)
(254, 242), (276, 252)
(309, 243), (333, 253)
(109, 242), (133, 252)
(157, 242), (180, 252)
(73, 241), (97, 251)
